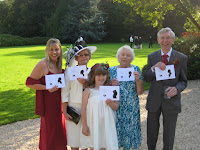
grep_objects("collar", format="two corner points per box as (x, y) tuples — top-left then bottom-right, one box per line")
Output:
(161, 47), (172, 57)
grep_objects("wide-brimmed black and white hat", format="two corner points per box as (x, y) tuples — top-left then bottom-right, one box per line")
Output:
(65, 42), (97, 67)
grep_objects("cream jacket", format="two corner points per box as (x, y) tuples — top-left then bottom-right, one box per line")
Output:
(61, 67), (91, 104)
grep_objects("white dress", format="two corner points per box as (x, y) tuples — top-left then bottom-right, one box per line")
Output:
(80, 89), (118, 150)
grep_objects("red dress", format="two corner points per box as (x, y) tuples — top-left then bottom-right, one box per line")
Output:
(26, 71), (67, 150)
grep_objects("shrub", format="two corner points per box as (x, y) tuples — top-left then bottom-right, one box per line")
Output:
(141, 64), (148, 81)
(0, 34), (24, 46)
(173, 35), (200, 80)
(0, 34), (50, 47)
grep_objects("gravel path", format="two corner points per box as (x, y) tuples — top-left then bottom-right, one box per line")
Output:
(0, 80), (199, 150)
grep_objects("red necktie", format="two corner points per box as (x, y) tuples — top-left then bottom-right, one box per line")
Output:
(162, 54), (169, 65)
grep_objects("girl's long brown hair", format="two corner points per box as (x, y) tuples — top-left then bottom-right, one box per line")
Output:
(86, 63), (111, 88)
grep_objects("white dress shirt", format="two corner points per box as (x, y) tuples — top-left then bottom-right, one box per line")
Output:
(151, 47), (173, 72)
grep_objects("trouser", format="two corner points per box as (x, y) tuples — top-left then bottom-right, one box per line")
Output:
(147, 108), (178, 150)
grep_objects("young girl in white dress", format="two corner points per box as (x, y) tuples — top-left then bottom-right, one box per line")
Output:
(81, 63), (119, 150)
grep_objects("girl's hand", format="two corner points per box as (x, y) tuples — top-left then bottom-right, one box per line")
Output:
(77, 78), (86, 85)
(111, 78), (119, 86)
(48, 85), (59, 93)
(82, 125), (90, 136)
(63, 112), (73, 121)
(134, 71), (140, 82)
(106, 99), (119, 110)
(105, 99), (113, 106)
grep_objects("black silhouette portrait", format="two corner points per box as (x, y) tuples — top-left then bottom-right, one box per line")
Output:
(73, 75), (75, 77)
(50, 83), (52, 85)
(80, 70), (84, 76)
(58, 77), (62, 84)
(129, 71), (132, 78)
(113, 90), (117, 98)
(121, 76), (123, 78)
(103, 94), (106, 97)
(168, 69), (172, 77)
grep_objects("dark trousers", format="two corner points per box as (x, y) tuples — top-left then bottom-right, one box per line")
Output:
(130, 42), (133, 48)
(147, 107), (178, 150)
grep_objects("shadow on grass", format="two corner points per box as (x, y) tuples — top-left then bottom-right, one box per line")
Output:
(3, 49), (45, 59)
(0, 88), (38, 125)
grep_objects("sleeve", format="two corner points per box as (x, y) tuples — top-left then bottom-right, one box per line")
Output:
(109, 67), (115, 81)
(61, 69), (70, 103)
(175, 54), (188, 93)
(135, 65), (143, 80)
(26, 76), (41, 85)
(143, 54), (156, 82)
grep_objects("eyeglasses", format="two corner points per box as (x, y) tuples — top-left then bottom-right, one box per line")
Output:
(159, 37), (172, 41)
(76, 54), (90, 57)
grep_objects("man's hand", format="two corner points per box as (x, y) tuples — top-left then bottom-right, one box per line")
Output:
(153, 62), (167, 71)
(166, 87), (178, 98)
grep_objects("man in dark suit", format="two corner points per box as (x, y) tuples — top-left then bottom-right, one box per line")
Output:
(144, 27), (188, 150)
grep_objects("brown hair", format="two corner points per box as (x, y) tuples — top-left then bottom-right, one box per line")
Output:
(87, 63), (111, 88)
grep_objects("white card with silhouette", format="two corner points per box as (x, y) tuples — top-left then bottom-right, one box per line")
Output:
(99, 86), (120, 101)
(45, 74), (65, 89)
(68, 65), (88, 80)
(155, 65), (176, 81)
(117, 68), (135, 81)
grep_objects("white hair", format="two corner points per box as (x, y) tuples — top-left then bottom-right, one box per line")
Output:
(157, 27), (175, 39)
(116, 45), (135, 63)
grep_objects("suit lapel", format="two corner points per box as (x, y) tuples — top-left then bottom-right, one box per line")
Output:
(153, 50), (162, 64)
(169, 49), (176, 64)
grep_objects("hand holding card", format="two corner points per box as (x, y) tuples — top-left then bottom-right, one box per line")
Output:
(68, 65), (88, 80)
(45, 74), (65, 89)
(99, 86), (120, 101)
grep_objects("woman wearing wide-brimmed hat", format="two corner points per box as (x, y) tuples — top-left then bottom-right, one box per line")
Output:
(61, 41), (97, 150)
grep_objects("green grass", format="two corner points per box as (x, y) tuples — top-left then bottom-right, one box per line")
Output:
(0, 43), (159, 125)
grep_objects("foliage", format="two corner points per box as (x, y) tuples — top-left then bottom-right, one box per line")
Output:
(113, 0), (200, 32)
(98, 0), (157, 42)
(141, 63), (148, 81)
(62, 0), (106, 43)
(0, 34), (50, 47)
(43, 0), (73, 39)
(173, 34), (200, 79)
(0, 43), (157, 125)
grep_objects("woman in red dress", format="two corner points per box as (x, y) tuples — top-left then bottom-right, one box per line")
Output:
(26, 38), (67, 150)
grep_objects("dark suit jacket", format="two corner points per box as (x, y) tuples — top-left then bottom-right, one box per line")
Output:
(144, 49), (188, 114)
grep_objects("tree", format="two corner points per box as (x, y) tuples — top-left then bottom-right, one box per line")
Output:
(43, 0), (73, 39)
(113, 0), (200, 32)
(0, 0), (13, 34)
(2, 0), (59, 37)
(98, 0), (157, 42)
(62, 0), (106, 43)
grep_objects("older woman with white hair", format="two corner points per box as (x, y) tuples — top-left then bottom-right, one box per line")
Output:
(109, 45), (144, 150)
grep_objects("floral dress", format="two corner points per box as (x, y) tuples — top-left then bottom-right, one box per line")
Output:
(109, 65), (142, 149)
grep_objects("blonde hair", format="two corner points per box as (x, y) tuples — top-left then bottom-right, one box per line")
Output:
(45, 38), (63, 72)
(116, 45), (135, 63)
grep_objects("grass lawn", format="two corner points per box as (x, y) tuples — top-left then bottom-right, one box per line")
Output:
(0, 43), (159, 125)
